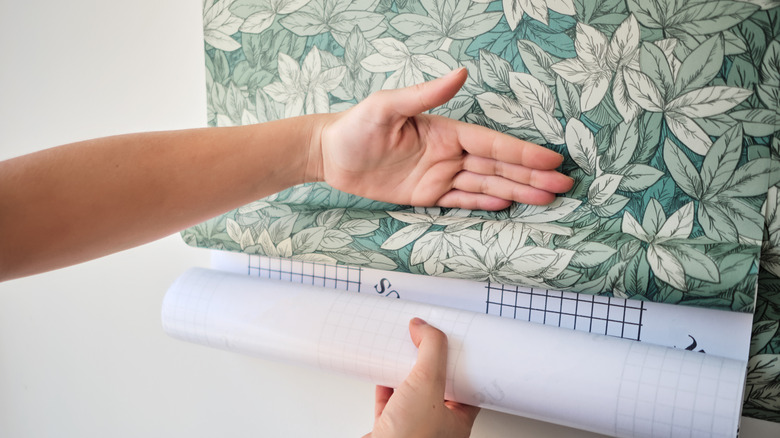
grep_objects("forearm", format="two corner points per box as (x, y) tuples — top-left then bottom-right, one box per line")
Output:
(0, 115), (327, 281)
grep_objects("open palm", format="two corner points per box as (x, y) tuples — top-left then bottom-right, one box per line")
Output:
(318, 68), (573, 211)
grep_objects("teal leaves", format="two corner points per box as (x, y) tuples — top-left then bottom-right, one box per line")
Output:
(193, 0), (780, 422)
(476, 70), (564, 143)
(665, 125), (768, 242)
(195, 0), (777, 315)
(230, 0), (310, 34)
(390, 0), (502, 52)
(622, 200), (718, 290)
(263, 47), (346, 116)
(625, 35), (752, 154)
(627, 0), (760, 54)
(280, 0), (385, 44)
(490, 0), (576, 29)
(361, 37), (451, 89)
(466, 8), (576, 71)
(551, 15), (640, 116)
(204, 0), (244, 51)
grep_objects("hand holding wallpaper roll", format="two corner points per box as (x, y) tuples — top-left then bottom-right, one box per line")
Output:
(162, 268), (746, 438)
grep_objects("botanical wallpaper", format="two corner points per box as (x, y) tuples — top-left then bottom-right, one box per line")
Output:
(186, 0), (780, 421)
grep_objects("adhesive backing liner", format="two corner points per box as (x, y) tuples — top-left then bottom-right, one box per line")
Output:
(162, 268), (746, 438)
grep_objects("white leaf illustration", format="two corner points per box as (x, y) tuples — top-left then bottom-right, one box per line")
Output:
(509, 197), (581, 223)
(496, 225), (529, 257)
(277, 238), (293, 258)
(442, 255), (489, 280)
(367, 38), (409, 62)
(607, 14), (640, 69)
(647, 244), (687, 290)
(656, 202), (694, 242)
(256, 229), (277, 255)
(406, 31), (447, 53)
(516, 40), (557, 85)
(665, 113), (712, 155)
(531, 107), (564, 144)
(574, 22), (608, 67)
(580, 72), (611, 112)
(240, 10), (275, 34)
(411, 231), (445, 266)
(503, 0), (526, 30)
(666, 86), (752, 118)
(390, 13), (439, 36)
(667, 245), (719, 283)
(624, 68), (664, 111)
(269, 213), (298, 243)
(539, 248), (576, 279)
(507, 246), (560, 276)
(550, 58), (590, 84)
(204, 0), (243, 51)
(476, 93), (532, 129)
(618, 164), (664, 192)
(292, 227), (325, 253)
(509, 72), (555, 113)
(226, 218), (243, 243)
(320, 229), (353, 249)
(612, 69), (642, 121)
(339, 219), (380, 236)
(622, 212), (651, 242)
(450, 11), (504, 39)
(380, 223), (432, 250)
(480, 49), (513, 92)
(386, 210), (435, 224)
(414, 54), (451, 77)
(518, 0), (548, 25)
(547, 0), (575, 15)
(588, 174), (623, 206)
(565, 118), (597, 175)
(278, 0), (311, 14)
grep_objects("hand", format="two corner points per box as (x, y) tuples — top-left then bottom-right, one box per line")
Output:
(315, 68), (573, 211)
(363, 318), (480, 438)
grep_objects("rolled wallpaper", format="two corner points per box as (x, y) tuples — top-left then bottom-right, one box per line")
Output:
(163, 268), (746, 437)
(185, 0), (780, 422)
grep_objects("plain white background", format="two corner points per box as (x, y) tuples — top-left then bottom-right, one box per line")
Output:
(1, 1), (778, 437)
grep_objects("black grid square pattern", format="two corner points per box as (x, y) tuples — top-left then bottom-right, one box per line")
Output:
(485, 282), (645, 341)
(247, 255), (362, 292)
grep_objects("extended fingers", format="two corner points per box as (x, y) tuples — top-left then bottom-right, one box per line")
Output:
(436, 191), (513, 211)
(463, 155), (574, 194)
(450, 171), (561, 206)
(455, 122), (564, 170)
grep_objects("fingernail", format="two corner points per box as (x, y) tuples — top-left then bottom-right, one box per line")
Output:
(445, 67), (466, 78)
(410, 317), (428, 327)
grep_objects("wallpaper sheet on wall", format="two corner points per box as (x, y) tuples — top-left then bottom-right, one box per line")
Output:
(185, 0), (780, 423)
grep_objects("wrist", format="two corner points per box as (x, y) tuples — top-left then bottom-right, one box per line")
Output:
(303, 113), (332, 184)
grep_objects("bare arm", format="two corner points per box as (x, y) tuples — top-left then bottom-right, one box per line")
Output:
(0, 116), (324, 280)
(0, 68), (572, 281)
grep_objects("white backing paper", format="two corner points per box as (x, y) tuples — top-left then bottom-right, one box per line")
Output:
(162, 268), (746, 438)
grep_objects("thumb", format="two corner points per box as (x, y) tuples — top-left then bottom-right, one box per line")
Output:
(408, 317), (449, 397)
(388, 68), (468, 117)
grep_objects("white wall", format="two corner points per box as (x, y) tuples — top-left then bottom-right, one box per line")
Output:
(1, 1), (777, 437)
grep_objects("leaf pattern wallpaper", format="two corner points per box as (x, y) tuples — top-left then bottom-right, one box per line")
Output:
(187, 0), (780, 421)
